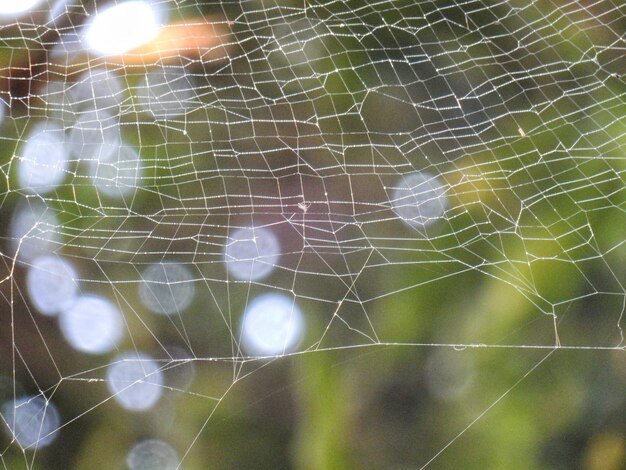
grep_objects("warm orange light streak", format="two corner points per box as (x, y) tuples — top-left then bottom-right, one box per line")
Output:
(40, 18), (233, 80)
(107, 19), (234, 66)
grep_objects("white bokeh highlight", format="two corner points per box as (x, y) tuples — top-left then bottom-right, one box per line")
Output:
(241, 293), (305, 357)
(90, 144), (143, 199)
(224, 227), (281, 281)
(68, 68), (126, 114)
(138, 263), (195, 315)
(84, 1), (162, 56)
(106, 352), (163, 412)
(59, 295), (124, 354)
(10, 200), (61, 262)
(391, 171), (448, 228)
(18, 125), (69, 195)
(1, 396), (60, 449)
(127, 439), (180, 470)
(68, 110), (121, 162)
(39, 79), (74, 121)
(27, 255), (78, 316)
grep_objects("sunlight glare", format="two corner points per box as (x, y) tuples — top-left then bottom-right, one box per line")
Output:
(0, 0), (43, 15)
(84, 1), (162, 56)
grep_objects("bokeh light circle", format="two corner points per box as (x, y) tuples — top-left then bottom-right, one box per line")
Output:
(241, 293), (305, 357)
(391, 171), (447, 228)
(106, 352), (164, 412)
(59, 295), (124, 354)
(10, 200), (61, 262)
(224, 227), (281, 282)
(1, 395), (60, 449)
(27, 255), (79, 316)
(127, 439), (180, 470)
(138, 262), (196, 315)
(18, 125), (69, 195)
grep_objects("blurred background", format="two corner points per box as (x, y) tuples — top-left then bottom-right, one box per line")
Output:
(0, 0), (624, 469)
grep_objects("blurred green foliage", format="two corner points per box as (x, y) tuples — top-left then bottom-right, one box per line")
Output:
(0, 1), (625, 469)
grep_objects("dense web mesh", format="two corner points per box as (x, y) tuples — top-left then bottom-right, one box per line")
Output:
(0, 1), (624, 469)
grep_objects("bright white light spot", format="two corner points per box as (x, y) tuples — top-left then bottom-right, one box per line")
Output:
(241, 293), (304, 357)
(68, 110), (120, 162)
(0, 0), (43, 15)
(27, 255), (78, 316)
(1, 396), (60, 449)
(59, 295), (124, 354)
(224, 227), (281, 281)
(18, 125), (69, 195)
(138, 263), (195, 315)
(10, 200), (61, 261)
(39, 79), (73, 121)
(107, 352), (163, 412)
(136, 66), (198, 119)
(84, 1), (161, 56)
(127, 439), (180, 470)
(391, 171), (447, 228)
(90, 144), (143, 198)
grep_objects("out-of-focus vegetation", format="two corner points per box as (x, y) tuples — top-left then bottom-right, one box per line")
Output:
(0, 1), (624, 469)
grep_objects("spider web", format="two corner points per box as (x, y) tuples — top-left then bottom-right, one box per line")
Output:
(0, 0), (625, 469)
